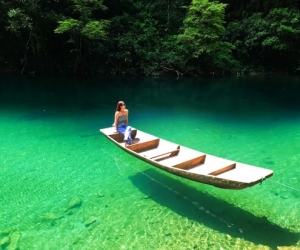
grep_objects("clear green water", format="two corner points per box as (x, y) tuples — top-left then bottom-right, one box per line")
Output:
(0, 76), (300, 249)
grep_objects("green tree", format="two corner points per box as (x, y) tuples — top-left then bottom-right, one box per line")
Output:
(262, 8), (300, 51)
(54, 0), (109, 40)
(54, 0), (109, 73)
(3, 0), (59, 73)
(177, 0), (235, 74)
(1, 0), (299, 75)
(226, 8), (300, 72)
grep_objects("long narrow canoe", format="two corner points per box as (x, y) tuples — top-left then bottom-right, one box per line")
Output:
(100, 127), (273, 190)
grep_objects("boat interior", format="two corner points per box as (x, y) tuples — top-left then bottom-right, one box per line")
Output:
(99, 127), (273, 187)
(108, 128), (242, 178)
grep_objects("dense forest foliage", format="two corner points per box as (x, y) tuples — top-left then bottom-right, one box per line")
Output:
(0, 0), (299, 76)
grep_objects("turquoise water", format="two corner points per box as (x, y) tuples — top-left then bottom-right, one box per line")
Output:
(0, 76), (300, 249)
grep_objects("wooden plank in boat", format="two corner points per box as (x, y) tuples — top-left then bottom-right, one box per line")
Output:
(100, 127), (274, 189)
(158, 151), (206, 169)
(209, 164), (236, 176)
(126, 138), (160, 153)
(151, 147), (180, 161)
(217, 163), (273, 182)
(172, 155), (206, 169)
(142, 146), (180, 159)
(188, 155), (236, 175)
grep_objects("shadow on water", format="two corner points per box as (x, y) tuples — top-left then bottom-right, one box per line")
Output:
(129, 168), (300, 249)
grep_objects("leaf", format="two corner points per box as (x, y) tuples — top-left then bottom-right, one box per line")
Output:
(54, 18), (82, 34)
(81, 20), (109, 40)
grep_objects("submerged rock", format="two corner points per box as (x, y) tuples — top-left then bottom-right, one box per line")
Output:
(72, 236), (81, 245)
(7, 230), (20, 250)
(0, 236), (10, 247)
(96, 193), (105, 198)
(0, 228), (14, 236)
(66, 209), (74, 215)
(39, 213), (64, 224)
(280, 192), (290, 200)
(84, 216), (97, 227)
(67, 196), (82, 210)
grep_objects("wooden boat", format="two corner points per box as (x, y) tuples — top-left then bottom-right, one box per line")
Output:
(100, 127), (274, 190)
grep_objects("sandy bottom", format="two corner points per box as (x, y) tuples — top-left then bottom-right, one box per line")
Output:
(0, 76), (300, 249)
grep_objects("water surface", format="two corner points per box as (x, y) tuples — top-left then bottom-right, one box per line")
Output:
(0, 76), (300, 249)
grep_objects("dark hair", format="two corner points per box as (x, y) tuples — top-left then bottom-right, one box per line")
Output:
(116, 101), (125, 112)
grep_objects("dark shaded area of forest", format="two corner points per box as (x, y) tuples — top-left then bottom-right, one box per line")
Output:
(0, 0), (299, 76)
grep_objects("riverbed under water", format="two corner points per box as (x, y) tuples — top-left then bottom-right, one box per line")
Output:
(0, 75), (300, 249)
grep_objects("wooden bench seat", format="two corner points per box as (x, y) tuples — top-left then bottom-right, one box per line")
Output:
(172, 155), (206, 169)
(188, 155), (236, 175)
(159, 153), (206, 170)
(142, 146), (180, 161)
(126, 138), (160, 153)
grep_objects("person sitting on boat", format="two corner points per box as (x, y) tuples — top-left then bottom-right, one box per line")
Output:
(112, 101), (133, 145)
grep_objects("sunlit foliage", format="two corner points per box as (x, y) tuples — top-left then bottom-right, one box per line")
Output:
(0, 0), (299, 75)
